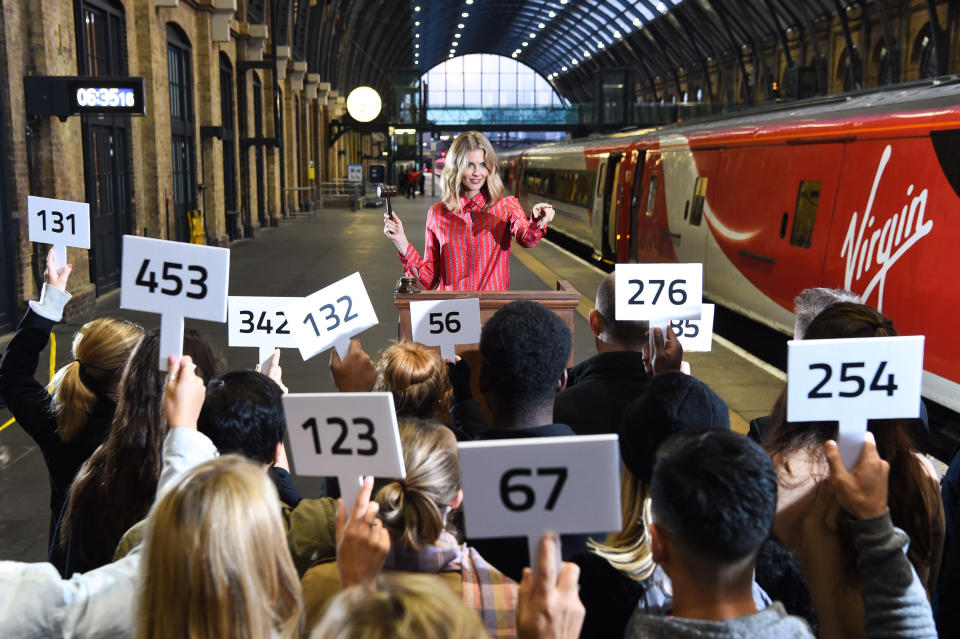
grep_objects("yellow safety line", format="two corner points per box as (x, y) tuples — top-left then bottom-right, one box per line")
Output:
(514, 249), (752, 434)
(0, 331), (57, 434)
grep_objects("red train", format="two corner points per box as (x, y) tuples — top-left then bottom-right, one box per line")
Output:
(499, 81), (960, 415)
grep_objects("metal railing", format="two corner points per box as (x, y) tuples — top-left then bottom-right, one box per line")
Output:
(283, 185), (319, 213)
(318, 181), (363, 210)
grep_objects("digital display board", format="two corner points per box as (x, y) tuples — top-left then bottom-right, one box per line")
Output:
(25, 76), (146, 119)
(66, 78), (145, 115)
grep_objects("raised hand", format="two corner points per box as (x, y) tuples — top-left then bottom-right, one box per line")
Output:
(330, 339), (377, 392)
(44, 247), (72, 292)
(383, 210), (410, 254)
(517, 532), (585, 639)
(162, 355), (206, 430)
(257, 349), (288, 394)
(824, 431), (890, 520)
(336, 476), (391, 590)
(642, 326), (684, 375)
(531, 203), (555, 229)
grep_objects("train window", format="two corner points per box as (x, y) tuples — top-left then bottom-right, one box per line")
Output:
(689, 177), (707, 226)
(790, 181), (821, 248)
(646, 175), (658, 217)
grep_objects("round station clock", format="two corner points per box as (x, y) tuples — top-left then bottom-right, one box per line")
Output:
(346, 86), (382, 122)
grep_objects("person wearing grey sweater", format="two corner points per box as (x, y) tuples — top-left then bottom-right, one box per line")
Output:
(624, 430), (937, 639)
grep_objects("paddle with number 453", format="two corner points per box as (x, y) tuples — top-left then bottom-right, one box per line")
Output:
(121, 235), (230, 370)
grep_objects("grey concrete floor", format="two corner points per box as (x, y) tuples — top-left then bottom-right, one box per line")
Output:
(0, 183), (783, 563)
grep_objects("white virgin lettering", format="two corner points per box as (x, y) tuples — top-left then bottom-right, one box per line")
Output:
(840, 145), (933, 310)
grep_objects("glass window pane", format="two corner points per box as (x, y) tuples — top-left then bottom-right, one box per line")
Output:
(482, 89), (499, 106)
(464, 54), (481, 73)
(464, 90), (481, 106)
(791, 181), (821, 248)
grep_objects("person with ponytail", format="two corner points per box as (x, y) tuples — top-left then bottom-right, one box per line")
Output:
(302, 418), (518, 636)
(764, 301), (945, 639)
(0, 249), (143, 555)
(383, 130), (555, 291)
(57, 327), (221, 576)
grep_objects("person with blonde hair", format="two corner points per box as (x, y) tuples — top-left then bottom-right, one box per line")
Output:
(136, 455), (302, 639)
(0, 249), (143, 558)
(375, 342), (453, 420)
(311, 573), (489, 639)
(383, 130), (555, 290)
(302, 418), (518, 636)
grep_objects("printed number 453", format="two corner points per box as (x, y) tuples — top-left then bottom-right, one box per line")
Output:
(303, 295), (358, 336)
(135, 259), (207, 299)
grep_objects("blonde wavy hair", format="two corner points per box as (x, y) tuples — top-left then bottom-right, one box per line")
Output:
(136, 455), (302, 639)
(374, 342), (453, 421)
(50, 317), (143, 442)
(310, 573), (488, 639)
(440, 131), (504, 214)
(587, 466), (656, 581)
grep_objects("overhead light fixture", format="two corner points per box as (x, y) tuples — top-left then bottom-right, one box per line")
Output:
(657, 1), (667, 12)
(414, 5), (420, 11)
(561, 65), (568, 71)
(538, 22), (545, 28)
(466, 0), (473, 4)
(511, 52), (518, 58)
(549, 11), (556, 17)
(560, 0), (568, 4)
(452, 41), (458, 46)
(455, 33), (461, 38)
(449, 53), (454, 58)
(583, 51), (590, 58)
(522, 41), (528, 47)
(530, 33), (536, 39)
(571, 58), (578, 65)
(415, 20), (420, 26)
(415, 33), (419, 38)
(458, 23), (465, 28)
(596, 41), (604, 49)
(462, 12), (469, 17)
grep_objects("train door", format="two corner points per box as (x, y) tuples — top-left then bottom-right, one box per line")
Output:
(660, 144), (718, 265)
(634, 150), (669, 263)
(707, 143), (844, 318)
(626, 148), (647, 262)
(592, 152), (621, 262)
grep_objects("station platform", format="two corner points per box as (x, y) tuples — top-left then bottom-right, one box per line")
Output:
(0, 188), (784, 563)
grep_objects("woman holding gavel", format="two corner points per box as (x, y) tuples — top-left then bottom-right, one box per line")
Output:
(383, 131), (554, 291)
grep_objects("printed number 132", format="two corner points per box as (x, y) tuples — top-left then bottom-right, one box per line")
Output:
(304, 295), (358, 336)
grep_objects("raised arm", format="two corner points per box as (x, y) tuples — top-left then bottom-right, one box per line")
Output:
(505, 197), (547, 248)
(824, 433), (938, 639)
(0, 249), (73, 445)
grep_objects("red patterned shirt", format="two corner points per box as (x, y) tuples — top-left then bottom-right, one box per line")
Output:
(399, 193), (545, 290)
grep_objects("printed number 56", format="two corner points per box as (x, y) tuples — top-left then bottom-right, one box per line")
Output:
(499, 467), (568, 512)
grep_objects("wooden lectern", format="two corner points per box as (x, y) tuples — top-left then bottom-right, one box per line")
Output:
(394, 280), (581, 422)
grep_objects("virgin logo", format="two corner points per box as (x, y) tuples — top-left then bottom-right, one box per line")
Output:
(840, 145), (933, 311)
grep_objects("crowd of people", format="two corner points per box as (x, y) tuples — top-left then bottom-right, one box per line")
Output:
(0, 248), (957, 639)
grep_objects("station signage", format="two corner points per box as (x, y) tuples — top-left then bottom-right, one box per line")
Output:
(25, 76), (147, 120)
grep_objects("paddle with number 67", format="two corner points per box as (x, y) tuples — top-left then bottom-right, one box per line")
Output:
(120, 235), (230, 370)
(283, 392), (405, 508)
(458, 435), (621, 575)
(787, 335), (925, 468)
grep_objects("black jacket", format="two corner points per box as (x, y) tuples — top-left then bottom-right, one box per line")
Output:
(573, 551), (648, 639)
(554, 351), (652, 436)
(0, 309), (115, 568)
(466, 423), (592, 581)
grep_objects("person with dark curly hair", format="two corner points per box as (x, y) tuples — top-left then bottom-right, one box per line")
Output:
(465, 300), (588, 580)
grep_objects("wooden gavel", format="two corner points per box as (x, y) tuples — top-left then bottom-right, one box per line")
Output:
(377, 184), (398, 219)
